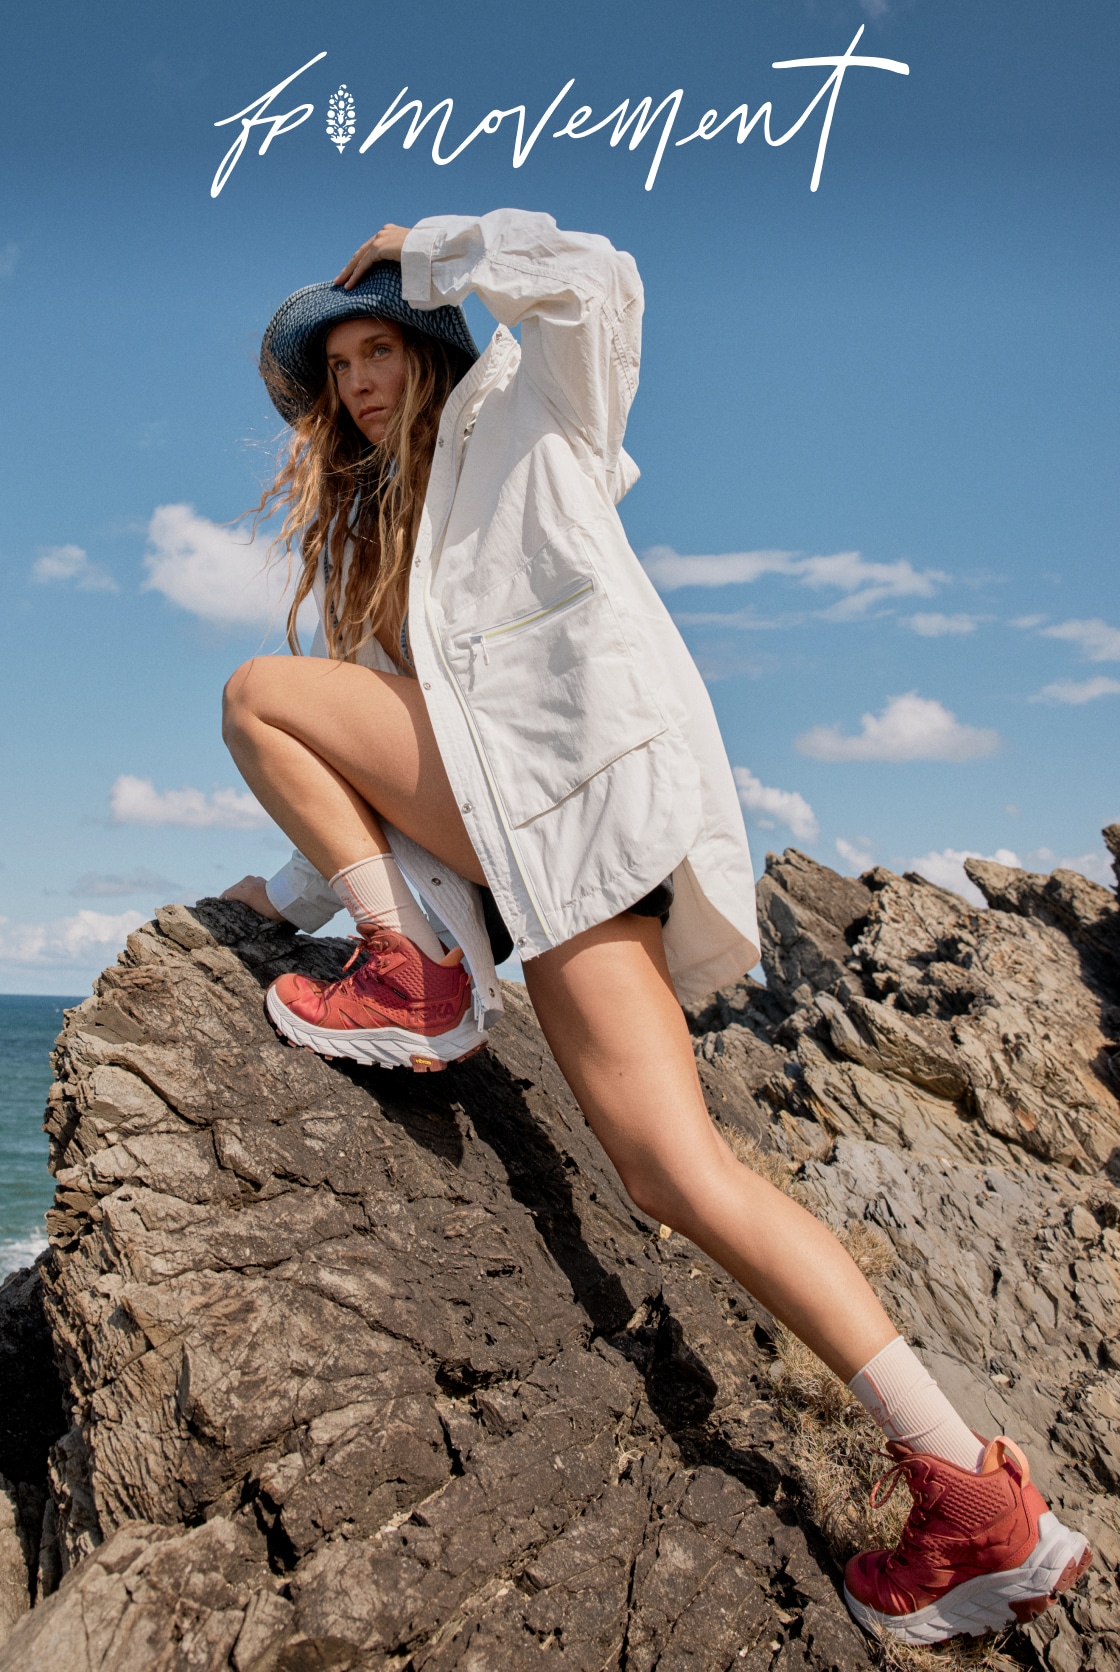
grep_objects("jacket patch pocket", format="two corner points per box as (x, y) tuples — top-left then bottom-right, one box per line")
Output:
(451, 574), (667, 828)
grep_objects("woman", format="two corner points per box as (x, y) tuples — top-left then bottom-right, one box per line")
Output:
(220, 210), (1089, 1644)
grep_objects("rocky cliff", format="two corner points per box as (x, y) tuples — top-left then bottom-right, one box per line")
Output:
(0, 830), (1118, 1671)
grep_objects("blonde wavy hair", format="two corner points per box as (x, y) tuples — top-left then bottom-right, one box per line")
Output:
(254, 323), (470, 661)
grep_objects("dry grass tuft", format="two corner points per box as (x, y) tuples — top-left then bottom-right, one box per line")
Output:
(769, 1327), (909, 1560)
(870, 1629), (1020, 1672)
(839, 1220), (896, 1282)
(721, 1120), (909, 1560)
(722, 1126), (802, 1194)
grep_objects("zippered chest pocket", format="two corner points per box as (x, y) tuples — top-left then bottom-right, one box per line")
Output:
(449, 573), (667, 828)
(466, 580), (593, 671)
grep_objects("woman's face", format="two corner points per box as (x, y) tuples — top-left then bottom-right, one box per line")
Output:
(324, 316), (408, 444)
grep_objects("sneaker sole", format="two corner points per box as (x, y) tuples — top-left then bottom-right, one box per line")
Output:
(844, 1513), (1093, 1644)
(266, 987), (488, 1071)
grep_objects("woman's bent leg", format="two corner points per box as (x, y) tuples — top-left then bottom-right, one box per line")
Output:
(523, 912), (896, 1382)
(221, 655), (488, 1066)
(221, 655), (485, 885)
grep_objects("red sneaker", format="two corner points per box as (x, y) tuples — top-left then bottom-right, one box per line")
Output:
(266, 927), (488, 1071)
(844, 1437), (1092, 1644)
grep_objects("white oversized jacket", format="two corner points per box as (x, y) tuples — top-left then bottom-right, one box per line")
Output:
(265, 209), (760, 1015)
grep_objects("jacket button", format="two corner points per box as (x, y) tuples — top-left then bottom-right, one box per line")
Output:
(517, 937), (529, 947)
(438, 437), (445, 447)
(422, 681), (431, 690)
(431, 878), (442, 886)
(460, 802), (472, 814)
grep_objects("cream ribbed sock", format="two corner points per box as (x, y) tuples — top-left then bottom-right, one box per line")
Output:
(848, 1337), (985, 1471)
(329, 854), (448, 964)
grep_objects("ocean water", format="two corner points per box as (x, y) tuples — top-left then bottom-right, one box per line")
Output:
(0, 995), (80, 1280)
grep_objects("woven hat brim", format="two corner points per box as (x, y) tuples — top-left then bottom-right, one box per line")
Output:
(260, 264), (479, 423)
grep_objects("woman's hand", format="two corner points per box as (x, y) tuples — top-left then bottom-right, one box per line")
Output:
(220, 875), (285, 920)
(335, 224), (413, 290)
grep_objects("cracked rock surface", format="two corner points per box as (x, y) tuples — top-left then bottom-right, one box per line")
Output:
(1, 834), (1118, 1670)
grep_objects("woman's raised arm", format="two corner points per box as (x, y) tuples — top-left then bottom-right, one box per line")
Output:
(399, 209), (643, 472)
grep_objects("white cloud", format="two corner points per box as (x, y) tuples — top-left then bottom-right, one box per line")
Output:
(110, 774), (270, 830)
(642, 546), (947, 618)
(1048, 851), (1115, 888)
(672, 607), (786, 630)
(70, 868), (180, 898)
(908, 848), (1021, 907)
(643, 548), (797, 589)
(1041, 618), (1120, 662)
(733, 767), (818, 841)
(142, 503), (293, 628)
(30, 544), (118, 592)
(836, 837), (875, 872)
(796, 693), (1001, 763)
(798, 553), (949, 619)
(1011, 614), (1046, 629)
(909, 844), (1115, 905)
(860, 0), (890, 15)
(0, 242), (19, 278)
(1026, 847), (1114, 886)
(0, 909), (145, 969)
(903, 613), (979, 637)
(1033, 676), (1120, 705)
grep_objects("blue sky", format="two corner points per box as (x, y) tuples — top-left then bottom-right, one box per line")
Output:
(1, 0), (1117, 993)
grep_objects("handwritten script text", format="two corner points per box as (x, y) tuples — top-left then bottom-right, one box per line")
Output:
(211, 30), (908, 200)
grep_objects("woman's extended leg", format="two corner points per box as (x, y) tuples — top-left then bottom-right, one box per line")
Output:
(523, 911), (895, 1380)
(524, 914), (1094, 1642)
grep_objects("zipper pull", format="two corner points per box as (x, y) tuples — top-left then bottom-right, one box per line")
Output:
(468, 633), (490, 675)
(467, 633), (489, 687)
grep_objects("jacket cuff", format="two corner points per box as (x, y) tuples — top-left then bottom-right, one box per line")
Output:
(264, 853), (341, 934)
(401, 225), (441, 310)
(401, 224), (440, 309)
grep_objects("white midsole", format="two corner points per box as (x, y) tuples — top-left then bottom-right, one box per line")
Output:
(844, 1513), (1091, 1644)
(266, 987), (487, 1068)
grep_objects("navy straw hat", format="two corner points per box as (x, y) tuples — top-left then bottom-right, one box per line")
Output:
(260, 262), (479, 423)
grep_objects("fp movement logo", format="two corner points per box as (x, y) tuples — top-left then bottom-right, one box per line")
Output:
(210, 28), (908, 199)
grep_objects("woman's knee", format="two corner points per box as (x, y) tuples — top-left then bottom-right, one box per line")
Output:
(614, 1140), (738, 1234)
(614, 1158), (687, 1229)
(221, 657), (276, 745)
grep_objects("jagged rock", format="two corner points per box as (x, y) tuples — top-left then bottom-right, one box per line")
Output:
(0, 900), (869, 1671)
(756, 851), (872, 1009)
(0, 1265), (67, 1640)
(757, 854), (1120, 1177)
(0, 1479), (28, 1649)
(1103, 826), (1120, 899)
(965, 858), (1120, 994)
(2, 832), (1119, 1669)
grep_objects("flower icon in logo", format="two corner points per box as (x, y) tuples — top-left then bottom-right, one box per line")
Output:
(326, 85), (357, 154)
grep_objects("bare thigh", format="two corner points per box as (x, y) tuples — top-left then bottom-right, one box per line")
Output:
(222, 655), (486, 884)
(523, 913), (896, 1379)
